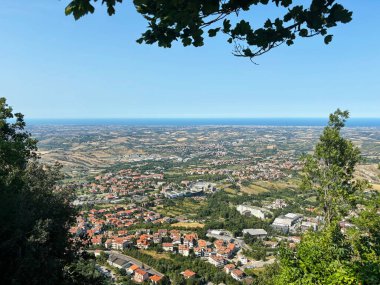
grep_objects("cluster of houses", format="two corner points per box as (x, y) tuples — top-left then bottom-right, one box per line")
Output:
(91, 227), (250, 282)
(185, 153), (301, 182)
(90, 169), (163, 197)
(69, 205), (173, 249)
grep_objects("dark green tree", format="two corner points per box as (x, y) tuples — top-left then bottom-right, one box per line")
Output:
(301, 109), (367, 224)
(0, 98), (107, 284)
(276, 224), (357, 284)
(274, 110), (380, 285)
(65, 0), (352, 60)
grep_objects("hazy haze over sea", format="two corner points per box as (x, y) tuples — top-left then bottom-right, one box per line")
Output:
(26, 118), (380, 127)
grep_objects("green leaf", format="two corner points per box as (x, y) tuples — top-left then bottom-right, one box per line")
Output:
(324, 35), (333, 45)
(286, 39), (294, 46)
(299, 29), (308, 37)
(182, 37), (192, 46)
(223, 19), (231, 33)
(264, 19), (272, 28)
(208, 28), (220, 37)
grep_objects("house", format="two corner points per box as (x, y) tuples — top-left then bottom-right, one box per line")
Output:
(231, 269), (245, 281)
(183, 233), (198, 248)
(171, 235), (181, 245)
(182, 269), (196, 279)
(104, 239), (113, 249)
(158, 229), (168, 237)
(227, 242), (236, 254)
(162, 242), (174, 252)
(136, 239), (150, 249)
(178, 245), (190, 256)
(150, 275), (163, 284)
(193, 247), (202, 257)
(208, 255), (225, 267)
(91, 237), (103, 246)
(134, 268), (149, 283)
(224, 264), (236, 274)
(214, 239), (225, 250)
(127, 264), (139, 274)
(203, 248), (213, 257)
(112, 238), (129, 250)
(238, 255), (248, 264)
(198, 239), (207, 249)
(153, 233), (162, 244)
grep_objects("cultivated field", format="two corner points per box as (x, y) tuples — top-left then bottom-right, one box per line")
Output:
(171, 222), (205, 228)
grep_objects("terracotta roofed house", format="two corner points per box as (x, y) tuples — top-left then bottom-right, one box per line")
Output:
(134, 268), (149, 283)
(231, 269), (245, 281)
(150, 275), (163, 284)
(182, 269), (196, 279)
(224, 264), (236, 274)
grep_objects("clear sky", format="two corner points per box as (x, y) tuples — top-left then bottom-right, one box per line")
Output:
(1, 1), (379, 118)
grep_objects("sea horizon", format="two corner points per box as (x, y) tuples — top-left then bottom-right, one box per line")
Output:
(26, 117), (380, 127)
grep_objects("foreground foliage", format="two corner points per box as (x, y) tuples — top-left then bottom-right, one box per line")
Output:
(273, 110), (380, 285)
(301, 109), (368, 224)
(0, 98), (106, 284)
(65, 0), (352, 60)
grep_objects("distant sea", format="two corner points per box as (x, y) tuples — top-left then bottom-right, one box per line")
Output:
(26, 118), (380, 127)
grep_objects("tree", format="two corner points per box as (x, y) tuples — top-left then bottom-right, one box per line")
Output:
(65, 0), (352, 60)
(274, 110), (380, 285)
(0, 98), (106, 284)
(276, 224), (357, 285)
(254, 262), (280, 285)
(275, 205), (380, 285)
(301, 109), (367, 224)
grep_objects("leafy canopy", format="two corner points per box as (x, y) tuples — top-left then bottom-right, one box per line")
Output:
(65, 0), (352, 60)
(301, 109), (367, 224)
(0, 98), (106, 285)
(275, 110), (380, 285)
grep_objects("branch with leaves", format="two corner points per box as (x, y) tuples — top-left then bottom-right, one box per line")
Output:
(65, 0), (352, 61)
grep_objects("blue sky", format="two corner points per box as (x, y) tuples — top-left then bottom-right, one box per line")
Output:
(1, 1), (379, 118)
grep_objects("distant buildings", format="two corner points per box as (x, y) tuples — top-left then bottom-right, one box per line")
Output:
(236, 205), (272, 219)
(107, 254), (164, 282)
(242, 229), (268, 239)
(163, 181), (216, 199)
(272, 213), (303, 233)
(208, 255), (226, 267)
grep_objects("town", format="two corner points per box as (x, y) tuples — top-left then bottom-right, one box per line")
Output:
(33, 124), (380, 284)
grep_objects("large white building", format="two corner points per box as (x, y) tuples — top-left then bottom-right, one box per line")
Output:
(236, 205), (272, 220)
(272, 213), (303, 233)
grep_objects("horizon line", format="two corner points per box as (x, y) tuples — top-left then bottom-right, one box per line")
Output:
(26, 117), (380, 120)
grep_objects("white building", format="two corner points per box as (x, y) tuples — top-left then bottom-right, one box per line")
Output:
(107, 255), (129, 269)
(272, 213), (303, 233)
(242, 229), (268, 239)
(236, 205), (272, 220)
